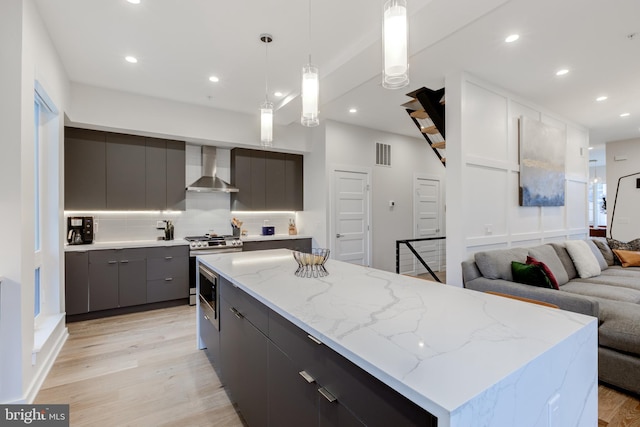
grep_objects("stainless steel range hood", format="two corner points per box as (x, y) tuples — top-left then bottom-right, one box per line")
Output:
(186, 146), (239, 193)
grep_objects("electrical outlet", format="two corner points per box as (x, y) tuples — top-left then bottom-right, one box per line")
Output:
(547, 393), (560, 426)
(484, 224), (493, 235)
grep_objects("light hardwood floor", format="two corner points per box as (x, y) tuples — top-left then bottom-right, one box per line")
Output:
(36, 305), (639, 426)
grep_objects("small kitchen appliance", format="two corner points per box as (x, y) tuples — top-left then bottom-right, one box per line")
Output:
(67, 216), (94, 245)
(261, 220), (275, 236)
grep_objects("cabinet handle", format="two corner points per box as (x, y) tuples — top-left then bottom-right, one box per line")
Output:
(165, 256), (173, 260)
(230, 307), (244, 319)
(318, 387), (337, 403)
(307, 334), (322, 345)
(164, 277), (173, 281)
(298, 370), (315, 384)
(120, 260), (129, 264)
(108, 260), (117, 264)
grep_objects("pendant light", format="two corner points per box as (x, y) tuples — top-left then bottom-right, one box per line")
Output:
(382, 0), (409, 89)
(301, 0), (319, 127)
(260, 34), (274, 147)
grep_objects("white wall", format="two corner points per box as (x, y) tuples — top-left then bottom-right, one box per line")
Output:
(606, 137), (640, 240)
(446, 73), (589, 286)
(0, 0), (70, 403)
(324, 121), (445, 272)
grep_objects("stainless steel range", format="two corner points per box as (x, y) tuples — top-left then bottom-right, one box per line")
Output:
(186, 235), (242, 305)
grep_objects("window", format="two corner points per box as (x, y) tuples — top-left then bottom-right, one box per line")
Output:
(34, 99), (42, 318)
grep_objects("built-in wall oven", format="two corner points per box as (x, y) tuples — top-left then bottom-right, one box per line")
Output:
(198, 263), (219, 330)
(187, 235), (242, 305)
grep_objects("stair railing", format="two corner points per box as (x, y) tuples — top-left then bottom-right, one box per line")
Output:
(395, 237), (446, 283)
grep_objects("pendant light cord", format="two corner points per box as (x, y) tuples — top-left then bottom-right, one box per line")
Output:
(264, 39), (269, 103)
(308, 0), (312, 63)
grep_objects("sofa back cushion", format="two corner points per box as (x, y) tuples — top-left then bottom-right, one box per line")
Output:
(527, 245), (569, 286)
(550, 243), (578, 280)
(474, 248), (529, 281)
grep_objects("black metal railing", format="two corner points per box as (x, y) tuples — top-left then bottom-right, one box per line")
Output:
(395, 237), (446, 282)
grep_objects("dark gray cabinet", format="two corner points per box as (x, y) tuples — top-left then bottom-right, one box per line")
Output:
(220, 278), (268, 427)
(64, 127), (185, 211)
(199, 297), (220, 367)
(64, 251), (89, 315)
(208, 275), (438, 427)
(64, 128), (107, 210)
(106, 133), (147, 210)
(146, 246), (188, 303)
(88, 248), (146, 311)
(242, 238), (312, 253)
(231, 148), (303, 211)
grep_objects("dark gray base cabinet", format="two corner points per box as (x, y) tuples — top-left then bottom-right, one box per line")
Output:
(242, 238), (312, 253)
(211, 276), (437, 427)
(66, 246), (188, 317)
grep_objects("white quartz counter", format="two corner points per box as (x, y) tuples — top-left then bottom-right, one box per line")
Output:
(240, 234), (312, 242)
(64, 239), (189, 252)
(198, 250), (597, 427)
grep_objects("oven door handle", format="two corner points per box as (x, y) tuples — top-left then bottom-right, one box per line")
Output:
(198, 264), (217, 283)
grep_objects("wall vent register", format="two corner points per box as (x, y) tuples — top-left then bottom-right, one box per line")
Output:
(376, 142), (391, 166)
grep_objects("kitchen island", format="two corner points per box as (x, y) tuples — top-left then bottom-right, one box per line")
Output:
(197, 249), (597, 427)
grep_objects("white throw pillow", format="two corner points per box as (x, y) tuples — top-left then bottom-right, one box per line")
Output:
(565, 240), (601, 279)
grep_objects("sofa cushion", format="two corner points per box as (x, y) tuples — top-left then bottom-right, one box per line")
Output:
(511, 261), (555, 289)
(607, 238), (640, 265)
(526, 256), (559, 289)
(592, 237), (615, 266)
(612, 249), (640, 268)
(527, 245), (568, 286)
(550, 243), (578, 280)
(585, 239), (608, 271)
(561, 282), (640, 304)
(598, 300), (640, 357)
(474, 248), (529, 281)
(565, 240), (601, 278)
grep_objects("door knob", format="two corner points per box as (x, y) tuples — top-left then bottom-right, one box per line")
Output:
(336, 233), (343, 238)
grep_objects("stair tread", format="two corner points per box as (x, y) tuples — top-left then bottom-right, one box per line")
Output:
(401, 99), (422, 110)
(421, 125), (439, 135)
(410, 110), (429, 119)
(431, 141), (446, 149)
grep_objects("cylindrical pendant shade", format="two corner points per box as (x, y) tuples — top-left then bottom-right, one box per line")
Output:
(382, 0), (409, 89)
(301, 63), (319, 127)
(261, 100), (273, 147)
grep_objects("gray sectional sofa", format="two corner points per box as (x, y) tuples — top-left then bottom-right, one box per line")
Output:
(462, 239), (640, 395)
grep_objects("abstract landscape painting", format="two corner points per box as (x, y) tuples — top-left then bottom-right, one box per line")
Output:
(519, 117), (566, 206)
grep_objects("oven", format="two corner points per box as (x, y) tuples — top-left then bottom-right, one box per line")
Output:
(187, 235), (242, 305)
(198, 263), (219, 330)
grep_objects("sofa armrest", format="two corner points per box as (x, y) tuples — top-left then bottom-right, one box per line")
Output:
(464, 276), (599, 317)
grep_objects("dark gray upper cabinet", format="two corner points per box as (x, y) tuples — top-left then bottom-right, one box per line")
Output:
(64, 128), (107, 210)
(64, 127), (185, 211)
(231, 148), (303, 211)
(106, 133), (147, 210)
(166, 140), (186, 210)
(145, 138), (167, 210)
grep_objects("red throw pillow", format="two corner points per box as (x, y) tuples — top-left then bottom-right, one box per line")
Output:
(526, 256), (560, 290)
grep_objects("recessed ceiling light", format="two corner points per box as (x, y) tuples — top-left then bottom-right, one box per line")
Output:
(555, 69), (569, 76)
(125, 56), (138, 63)
(208, 75), (219, 83)
(274, 91), (283, 97)
(505, 34), (520, 43)
(596, 96), (608, 102)
(127, 0), (141, 4)
(620, 112), (631, 117)
(349, 108), (357, 113)
(588, 147), (594, 150)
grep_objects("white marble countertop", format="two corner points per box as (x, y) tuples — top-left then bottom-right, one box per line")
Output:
(198, 250), (597, 424)
(240, 234), (312, 242)
(64, 239), (189, 252)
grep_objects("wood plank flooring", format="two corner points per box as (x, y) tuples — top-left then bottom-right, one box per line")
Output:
(36, 304), (640, 426)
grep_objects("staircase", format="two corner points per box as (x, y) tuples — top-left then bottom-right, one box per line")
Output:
(402, 87), (446, 166)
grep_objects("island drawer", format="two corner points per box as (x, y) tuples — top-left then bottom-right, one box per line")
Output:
(220, 277), (268, 335)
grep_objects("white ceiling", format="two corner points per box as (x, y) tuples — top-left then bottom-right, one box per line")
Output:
(35, 0), (640, 152)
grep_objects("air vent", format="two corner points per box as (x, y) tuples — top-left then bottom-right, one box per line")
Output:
(376, 142), (391, 166)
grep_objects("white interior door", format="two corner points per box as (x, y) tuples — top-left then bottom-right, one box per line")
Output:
(413, 177), (443, 274)
(332, 169), (370, 266)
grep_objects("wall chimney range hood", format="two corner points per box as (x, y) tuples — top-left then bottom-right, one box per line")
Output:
(186, 146), (239, 193)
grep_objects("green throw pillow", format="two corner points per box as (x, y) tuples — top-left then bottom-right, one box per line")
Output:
(511, 261), (555, 289)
